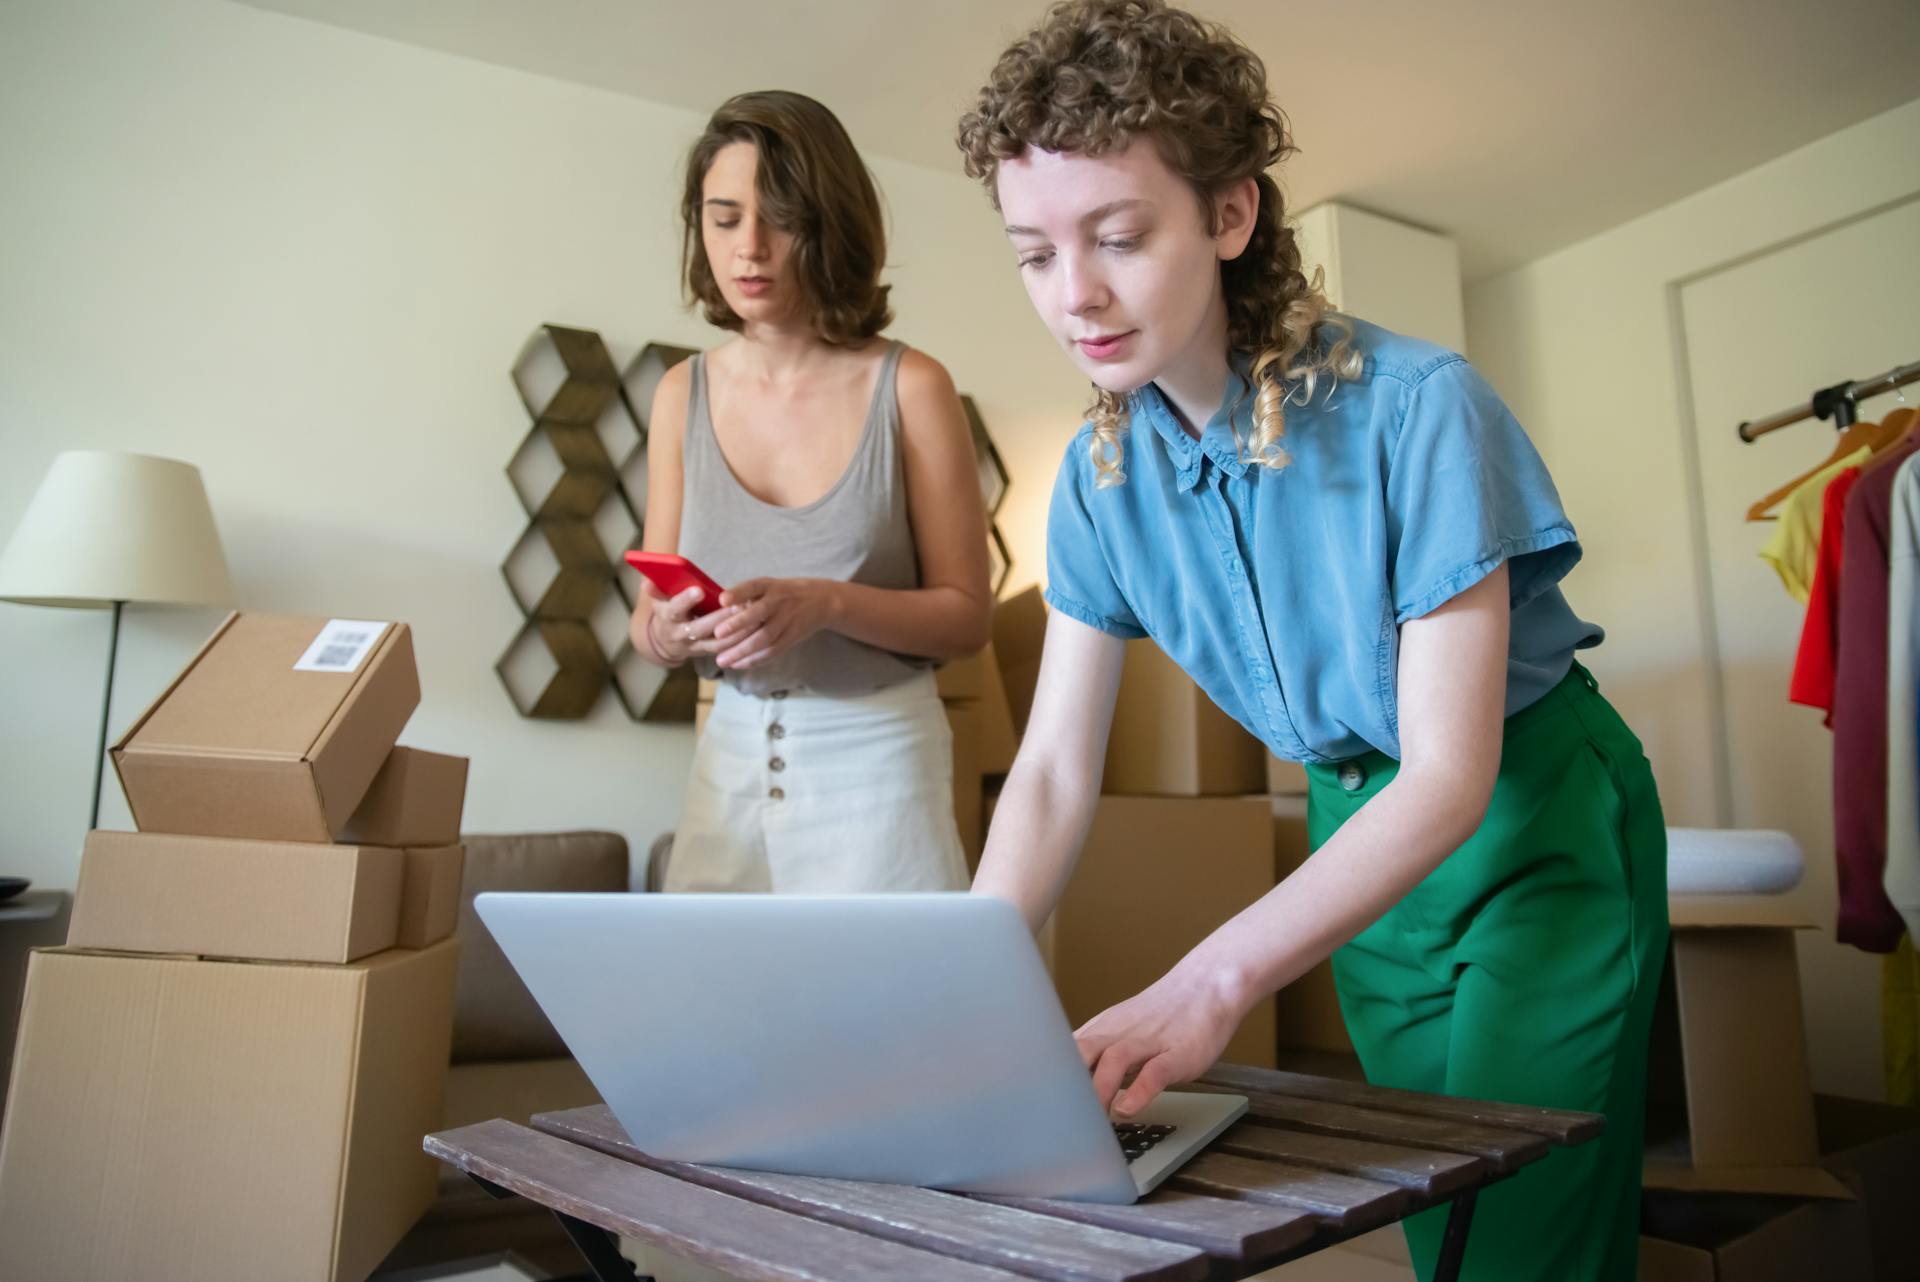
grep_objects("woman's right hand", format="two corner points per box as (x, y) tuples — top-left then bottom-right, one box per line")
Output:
(643, 581), (733, 667)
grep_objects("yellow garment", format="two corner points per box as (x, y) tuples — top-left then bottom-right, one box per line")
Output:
(1888, 934), (1918, 1106)
(1759, 446), (1872, 603)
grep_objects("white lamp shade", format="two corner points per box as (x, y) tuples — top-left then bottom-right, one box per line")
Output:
(0, 451), (233, 608)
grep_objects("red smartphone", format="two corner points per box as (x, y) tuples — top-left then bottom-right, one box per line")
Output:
(625, 551), (726, 617)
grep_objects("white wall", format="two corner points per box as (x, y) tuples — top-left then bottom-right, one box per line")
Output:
(0, 0), (1085, 892)
(1296, 202), (1466, 353)
(1466, 98), (1920, 1101)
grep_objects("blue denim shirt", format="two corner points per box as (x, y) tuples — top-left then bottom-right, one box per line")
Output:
(1045, 316), (1602, 764)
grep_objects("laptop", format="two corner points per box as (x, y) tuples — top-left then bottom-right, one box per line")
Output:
(475, 891), (1247, 1203)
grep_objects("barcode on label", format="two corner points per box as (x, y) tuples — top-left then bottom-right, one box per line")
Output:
(312, 644), (359, 669)
(293, 619), (389, 674)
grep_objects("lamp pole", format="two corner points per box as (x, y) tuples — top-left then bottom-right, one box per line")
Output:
(90, 599), (124, 830)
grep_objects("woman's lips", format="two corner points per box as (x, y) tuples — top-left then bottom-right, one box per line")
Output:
(1076, 331), (1134, 359)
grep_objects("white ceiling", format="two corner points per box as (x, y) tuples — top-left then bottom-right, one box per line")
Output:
(238, 0), (1920, 280)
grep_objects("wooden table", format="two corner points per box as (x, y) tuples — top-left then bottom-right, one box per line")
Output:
(424, 1062), (1603, 1282)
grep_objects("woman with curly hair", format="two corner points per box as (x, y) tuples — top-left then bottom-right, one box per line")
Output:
(632, 90), (989, 895)
(958, 4), (1665, 1278)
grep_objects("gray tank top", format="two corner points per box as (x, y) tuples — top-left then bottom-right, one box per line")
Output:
(678, 340), (929, 697)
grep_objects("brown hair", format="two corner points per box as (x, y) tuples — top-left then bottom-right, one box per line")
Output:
(682, 91), (892, 346)
(955, 0), (1359, 485)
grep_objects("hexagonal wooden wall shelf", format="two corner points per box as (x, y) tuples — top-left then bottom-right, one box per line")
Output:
(499, 324), (697, 721)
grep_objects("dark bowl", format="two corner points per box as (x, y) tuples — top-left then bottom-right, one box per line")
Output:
(0, 877), (30, 901)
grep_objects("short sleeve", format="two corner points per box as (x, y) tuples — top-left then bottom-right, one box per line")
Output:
(1044, 433), (1147, 638)
(1387, 358), (1581, 623)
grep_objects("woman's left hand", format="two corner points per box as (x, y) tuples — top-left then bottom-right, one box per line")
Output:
(1075, 959), (1249, 1118)
(712, 577), (837, 670)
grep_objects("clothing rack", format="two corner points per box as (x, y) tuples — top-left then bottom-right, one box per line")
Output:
(1738, 358), (1920, 442)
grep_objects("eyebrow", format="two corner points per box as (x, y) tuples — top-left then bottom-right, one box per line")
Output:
(703, 198), (742, 209)
(1004, 198), (1151, 238)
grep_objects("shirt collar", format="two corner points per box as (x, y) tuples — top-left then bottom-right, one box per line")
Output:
(1135, 356), (1255, 493)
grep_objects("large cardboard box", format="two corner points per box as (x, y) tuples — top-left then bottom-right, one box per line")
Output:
(1051, 795), (1276, 1067)
(1637, 1187), (1874, 1282)
(0, 940), (459, 1282)
(1270, 797), (1354, 1055)
(395, 843), (465, 950)
(1104, 640), (1267, 796)
(338, 746), (468, 848)
(938, 646), (1019, 776)
(69, 829), (403, 964)
(993, 586), (1046, 735)
(1643, 896), (1848, 1198)
(112, 613), (420, 844)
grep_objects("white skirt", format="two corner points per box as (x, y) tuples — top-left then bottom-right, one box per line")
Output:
(667, 669), (969, 894)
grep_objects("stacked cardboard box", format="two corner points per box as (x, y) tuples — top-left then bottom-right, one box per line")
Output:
(985, 590), (1278, 1067)
(0, 613), (468, 1282)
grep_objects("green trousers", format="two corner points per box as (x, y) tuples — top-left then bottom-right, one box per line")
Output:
(1307, 665), (1668, 1282)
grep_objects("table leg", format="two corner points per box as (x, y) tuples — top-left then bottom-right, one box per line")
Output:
(1431, 1189), (1479, 1282)
(551, 1209), (646, 1282)
(466, 1172), (647, 1282)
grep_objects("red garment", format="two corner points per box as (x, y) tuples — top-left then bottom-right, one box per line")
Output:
(1832, 438), (1920, 953)
(1790, 466), (1862, 719)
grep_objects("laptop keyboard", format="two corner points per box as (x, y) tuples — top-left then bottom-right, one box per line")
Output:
(1113, 1122), (1177, 1164)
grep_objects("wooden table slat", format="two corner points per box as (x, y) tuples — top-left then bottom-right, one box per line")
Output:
(1200, 1064), (1605, 1145)
(1211, 1120), (1489, 1197)
(971, 1189), (1318, 1265)
(1189, 1082), (1551, 1171)
(533, 1106), (1209, 1282)
(426, 1120), (1032, 1282)
(1168, 1153), (1411, 1231)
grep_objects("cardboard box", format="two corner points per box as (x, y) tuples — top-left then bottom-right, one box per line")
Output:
(948, 703), (985, 872)
(1266, 753), (1309, 795)
(69, 829), (403, 964)
(0, 940), (459, 1282)
(1051, 795), (1276, 1067)
(1643, 896), (1848, 1198)
(338, 746), (468, 848)
(993, 586), (1046, 735)
(1105, 639), (1267, 796)
(112, 613), (420, 844)
(396, 843), (465, 949)
(1637, 1188), (1873, 1282)
(1812, 1093), (1920, 1282)
(1271, 797), (1354, 1055)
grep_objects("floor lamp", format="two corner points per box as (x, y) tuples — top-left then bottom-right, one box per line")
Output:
(0, 452), (233, 829)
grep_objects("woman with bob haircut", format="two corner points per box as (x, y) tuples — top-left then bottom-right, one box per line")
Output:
(957, 4), (1666, 1279)
(632, 89), (990, 896)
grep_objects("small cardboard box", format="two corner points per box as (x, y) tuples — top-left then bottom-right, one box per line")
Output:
(1637, 1187), (1873, 1282)
(1051, 794), (1276, 1067)
(338, 746), (468, 848)
(112, 613), (420, 844)
(1271, 797), (1354, 1055)
(396, 843), (465, 950)
(69, 829), (403, 964)
(0, 940), (459, 1282)
(993, 586), (1046, 735)
(1104, 639), (1267, 796)
(1643, 895), (1848, 1198)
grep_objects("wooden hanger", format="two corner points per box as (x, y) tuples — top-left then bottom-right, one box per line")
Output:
(1745, 415), (1885, 522)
